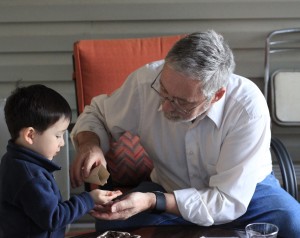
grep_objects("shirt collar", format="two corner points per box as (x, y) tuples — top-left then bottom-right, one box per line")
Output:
(205, 91), (226, 128)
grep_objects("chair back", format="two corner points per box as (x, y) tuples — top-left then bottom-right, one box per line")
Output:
(264, 28), (300, 126)
(73, 35), (183, 114)
(264, 28), (300, 199)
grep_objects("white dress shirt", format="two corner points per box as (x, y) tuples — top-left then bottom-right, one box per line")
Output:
(71, 60), (272, 226)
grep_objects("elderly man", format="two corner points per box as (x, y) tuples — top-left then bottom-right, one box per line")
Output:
(70, 30), (300, 237)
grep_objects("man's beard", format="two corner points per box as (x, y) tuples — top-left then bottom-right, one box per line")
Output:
(164, 102), (210, 123)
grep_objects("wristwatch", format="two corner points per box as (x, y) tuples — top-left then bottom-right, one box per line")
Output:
(152, 191), (166, 214)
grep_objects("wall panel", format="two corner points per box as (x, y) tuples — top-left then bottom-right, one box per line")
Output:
(0, 0), (300, 166)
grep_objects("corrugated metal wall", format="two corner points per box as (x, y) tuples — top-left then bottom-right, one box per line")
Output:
(1, 0), (300, 164)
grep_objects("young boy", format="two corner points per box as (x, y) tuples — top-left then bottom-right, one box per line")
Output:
(0, 85), (121, 238)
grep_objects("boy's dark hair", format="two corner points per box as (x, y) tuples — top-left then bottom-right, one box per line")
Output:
(4, 84), (72, 141)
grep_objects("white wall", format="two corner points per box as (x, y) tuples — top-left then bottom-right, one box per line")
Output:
(1, 0), (300, 162)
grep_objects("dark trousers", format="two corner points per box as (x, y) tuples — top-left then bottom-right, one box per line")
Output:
(96, 174), (300, 238)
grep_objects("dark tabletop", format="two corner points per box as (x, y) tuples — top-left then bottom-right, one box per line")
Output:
(71, 225), (247, 238)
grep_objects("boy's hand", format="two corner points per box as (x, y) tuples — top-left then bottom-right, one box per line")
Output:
(89, 189), (122, 205)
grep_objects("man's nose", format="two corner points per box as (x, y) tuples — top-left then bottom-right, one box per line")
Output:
(162, 98), (176, 112)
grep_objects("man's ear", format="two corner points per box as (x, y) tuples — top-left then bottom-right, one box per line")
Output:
(211, 87), (226, 103)
(21, 127), (36, 145)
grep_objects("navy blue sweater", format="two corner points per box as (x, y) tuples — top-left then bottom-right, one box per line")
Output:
(0, 141), (94, 238)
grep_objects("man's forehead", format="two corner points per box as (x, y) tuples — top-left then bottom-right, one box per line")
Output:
(161, 69), (203, 96)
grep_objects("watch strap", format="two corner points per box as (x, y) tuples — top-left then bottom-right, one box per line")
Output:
(152, 191), (166, 214)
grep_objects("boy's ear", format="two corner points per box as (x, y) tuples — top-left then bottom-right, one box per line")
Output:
(21, 127), (36, 144)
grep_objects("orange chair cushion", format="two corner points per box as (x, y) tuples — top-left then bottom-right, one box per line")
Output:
(73, 35), (183, 114)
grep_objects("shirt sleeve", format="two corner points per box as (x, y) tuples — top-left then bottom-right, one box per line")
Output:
(70, 71), (142, 154)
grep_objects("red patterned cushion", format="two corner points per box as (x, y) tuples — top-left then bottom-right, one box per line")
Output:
(105, 131), (153, 186)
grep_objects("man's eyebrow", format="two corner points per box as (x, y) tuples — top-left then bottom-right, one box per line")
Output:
(159, 80), (192, 103)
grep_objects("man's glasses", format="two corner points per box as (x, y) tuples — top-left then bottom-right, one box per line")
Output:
(150, 71), (206, 115)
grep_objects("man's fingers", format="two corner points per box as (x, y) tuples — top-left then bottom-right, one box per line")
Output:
(90, 209), (132, 220)
(82, 158), (94, 178)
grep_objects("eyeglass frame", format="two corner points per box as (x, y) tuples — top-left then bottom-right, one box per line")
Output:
(150, 70), (208, 115)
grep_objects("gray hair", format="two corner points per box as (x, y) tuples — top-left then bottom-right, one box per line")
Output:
(165, 30), (235, 99)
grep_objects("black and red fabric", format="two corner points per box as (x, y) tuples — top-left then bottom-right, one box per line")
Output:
(106, 131), (153, 187)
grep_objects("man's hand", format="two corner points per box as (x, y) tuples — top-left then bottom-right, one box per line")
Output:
(70, 131), (106, 188)
(89, 192), (156, 220)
